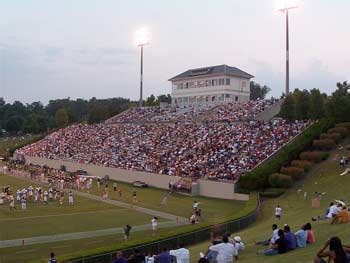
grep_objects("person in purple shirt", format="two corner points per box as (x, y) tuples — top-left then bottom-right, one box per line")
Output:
(284, 225), (297, 251)
(112, 251), (127, 263)
(155, 248), (171, 263)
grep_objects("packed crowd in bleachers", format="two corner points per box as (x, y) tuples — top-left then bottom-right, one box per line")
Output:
(106, 99), (278, 124)
(16, 117), (309, 182)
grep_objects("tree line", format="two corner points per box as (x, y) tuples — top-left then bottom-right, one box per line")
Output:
(279, 81), (349, 123)
(0, 94), (171, 135)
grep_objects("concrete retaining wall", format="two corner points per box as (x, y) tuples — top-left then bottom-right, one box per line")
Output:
(22, 156), (249, 201)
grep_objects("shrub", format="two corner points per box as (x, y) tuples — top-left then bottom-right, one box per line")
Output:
(238, 119), (333, 190)
(320, 133), (341, 143)
(335, 122), (350, 132)
(260, 188), (285, 198)
(280, 166), (305, 180)
(268, 173), (293, 188)
(312, 139), (336, 150)
(290, 160), (313, 171)
(328, 127), (348, 137)
(299, 151), (329, 163)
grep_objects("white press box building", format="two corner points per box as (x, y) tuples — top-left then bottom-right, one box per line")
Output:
(169, 65), (254, 107)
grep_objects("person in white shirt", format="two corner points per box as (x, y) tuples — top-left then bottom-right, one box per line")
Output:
(151, 217), (158, 236)
(170, 245), (190, 263)
(327, 203), (340, 218)
(275, 205), (282, 220)
(233, 236), (245, 253)
(255, 224), (279, 246)
(68, 191), (74, 205)
(209, 235), (237, 263)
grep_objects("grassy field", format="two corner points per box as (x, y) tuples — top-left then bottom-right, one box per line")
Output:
(0, 172), (252, 262)
(189, 141), (350, 262)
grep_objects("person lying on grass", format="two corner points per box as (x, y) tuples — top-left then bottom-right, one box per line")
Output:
(313, 236), (350, 263)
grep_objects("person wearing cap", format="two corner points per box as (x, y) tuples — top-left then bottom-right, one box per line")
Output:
(233, 236), (245, 253)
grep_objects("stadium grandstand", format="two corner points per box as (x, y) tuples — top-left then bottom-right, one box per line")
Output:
(15, 99), (310, 184)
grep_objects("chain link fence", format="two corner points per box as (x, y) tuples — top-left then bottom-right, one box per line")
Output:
(69, 195), (261, 263)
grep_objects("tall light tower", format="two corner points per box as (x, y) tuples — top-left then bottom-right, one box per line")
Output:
(135, 27), (151, 107)
(278, 0), (298, 95)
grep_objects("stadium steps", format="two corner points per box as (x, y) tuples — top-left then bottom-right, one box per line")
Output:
(253, 99), (284, 122)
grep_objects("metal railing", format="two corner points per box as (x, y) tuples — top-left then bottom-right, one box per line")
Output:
(69, 195), (261, 263)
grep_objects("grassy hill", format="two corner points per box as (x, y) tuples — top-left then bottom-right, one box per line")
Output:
(189, 140), (350, 263)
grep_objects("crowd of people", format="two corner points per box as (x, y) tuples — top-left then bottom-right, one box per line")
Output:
(106, 99), (277, 124)
(16, 119), (309, 182)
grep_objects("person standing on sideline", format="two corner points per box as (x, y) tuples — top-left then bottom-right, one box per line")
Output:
(151, 217), (158, 236)
(275, 205), (282, 220)
(113, 182), (117, 192)
(68, 191), (74, 205)
(124, 224), (132, 241)
(48, 252), (58, 263)
(133, 191), (138, 203)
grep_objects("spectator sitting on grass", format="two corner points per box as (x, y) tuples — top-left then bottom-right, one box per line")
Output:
(128, 249), (145, 263)
(258, 229), (287, 256)
(331, 206), (349, 224)
(313, 236), (350, 263)
(295, 224), (308, 248)
(155, 248), (170, 263)
(255, 224), (279, 246)
(283, 225), (297, 251)
(305, 223), (316, 244)
(112, 251), (127, 263)
(208, 234), (237, 263)
(169, 244), (190, 263)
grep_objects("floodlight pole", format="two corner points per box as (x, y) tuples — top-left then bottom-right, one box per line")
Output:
(286, 9), (290, 95)
(280, 5), (297, 96)
(139, 44), (144, 108)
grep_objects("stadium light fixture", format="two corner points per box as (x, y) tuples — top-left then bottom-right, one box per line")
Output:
(277, 0), (299, 96)
(135, 27), (151, 107)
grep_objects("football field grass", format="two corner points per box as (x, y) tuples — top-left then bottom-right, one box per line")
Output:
(189, 141), (350, 262)
(0, 171), (251, 262)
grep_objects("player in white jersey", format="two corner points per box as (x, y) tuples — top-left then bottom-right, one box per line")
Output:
(48, 188), (53, 200)
(68, 191), (74, 205)
(43, 191), (48, 204)
(16, 190), (21, 202)
(21, 195), (27, 210)
(151, 217), (158, 236)
(34, 189), (39, 202)
(9, 195), (16, 210)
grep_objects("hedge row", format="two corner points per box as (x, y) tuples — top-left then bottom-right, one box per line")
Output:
(268, 173), (293, 188)
(328, 127), (348, 137)
(280, 166), (305, 180)
(259, 188), (286, 198)
(312, 139), (336, 150)
(299, 151), (329, 163)
(238, 119), (333, 190)
(290, 160), (313, 171)
(320, 133), (341, 143)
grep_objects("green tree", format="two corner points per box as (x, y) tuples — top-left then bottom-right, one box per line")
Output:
(55, 108), (69, 128)
(145, 94), (157, 106)
(308, 89), (325, 119)
(279, 95), (296, 120)
(250, 82), (271, 100)
(157, 94), (172, 104)
(326, 81), (350, 123)
(294, 89), (310, 120)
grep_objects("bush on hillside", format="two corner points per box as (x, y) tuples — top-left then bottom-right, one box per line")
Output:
(335, 122), (350, 132)
(280, 166), (305, 180)
(328, 127), (348, 137)
(238, 119), (333, 190)
(290, 160), (313, 171)
(268, 173), (292, 188)
(320, 133), (341, 143)
(299, 151), (329, 163)
(260, 188), (285, 198)
(312, 139), (336, 150)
